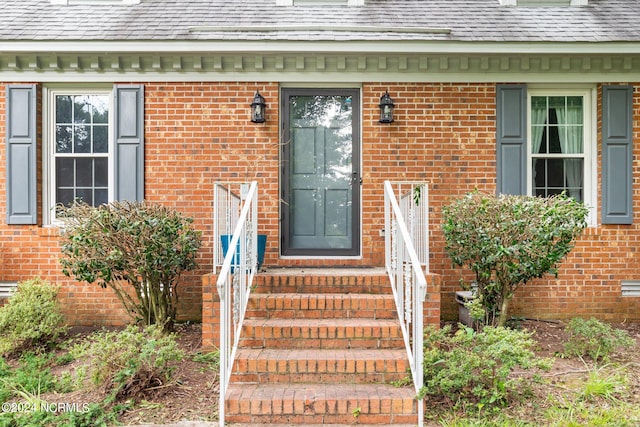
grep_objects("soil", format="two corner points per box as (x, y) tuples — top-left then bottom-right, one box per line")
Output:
(33, 320), (640, 426)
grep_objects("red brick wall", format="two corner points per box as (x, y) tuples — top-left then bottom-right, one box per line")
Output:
(1, 81), (639, 326)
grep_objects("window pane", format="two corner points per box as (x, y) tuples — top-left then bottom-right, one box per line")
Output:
(564, 159), (583, 201)
(74, 125), (91, 153)
(73, 95), (92, 124)
(94, 157), (108, 187)
(92, 95), (109, 124)
(557, 126), (583, 153)
(548, 96), (565, 113)
(76, 189), (93, 206)
(56, 157), (74, 187)
(94, 189), (108, 206)
(532, 157), (583, 200)
(56, 95), (72, 123)
(55, 125), (72, 153)
(76, 158), (93, 187)
(57, 189), (74, 207)
(93, 125), (108, 153)
(531, 97), (547, 125)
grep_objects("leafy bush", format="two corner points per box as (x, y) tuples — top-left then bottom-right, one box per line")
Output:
(420, 325), (551, 408)
(442, 192), (588, 327)
(0, 278), (67, 355)
(563, 317), (635, 362)
(80, 325), (184, 400)
(59, 201), (202, 331)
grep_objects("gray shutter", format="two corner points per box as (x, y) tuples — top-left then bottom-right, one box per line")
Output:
(6, 84), (37, 224)
(496, 84), (527, 195)
(602, 85), (633, 224)
(113, 84), (144, 201)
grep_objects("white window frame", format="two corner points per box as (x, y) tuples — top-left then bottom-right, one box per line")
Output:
(526, 86), (597, 226)
(43, 86), (115, 226)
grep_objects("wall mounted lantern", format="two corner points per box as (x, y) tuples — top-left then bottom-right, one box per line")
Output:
(250, 90), (266, 123)
(378, 90), (395, 123)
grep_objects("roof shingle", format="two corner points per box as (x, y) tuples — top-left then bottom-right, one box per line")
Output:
(1, 0), (639, 43)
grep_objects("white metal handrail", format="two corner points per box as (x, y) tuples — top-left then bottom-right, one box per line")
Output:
(384, 181), (429, 427)
(215, 181), (259, 427)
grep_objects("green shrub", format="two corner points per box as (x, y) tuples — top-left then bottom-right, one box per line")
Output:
(81, 324), (184, 400)
(59, 201), (202, 331)
(420, 325), (551, 408)
(0, 278), (67, 355)
(442, 192), (588, 327)
(563, 317), (635, 362)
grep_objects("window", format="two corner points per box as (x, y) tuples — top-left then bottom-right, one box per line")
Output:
(45, 89), (113, 223)
(527, 89), (595, 222)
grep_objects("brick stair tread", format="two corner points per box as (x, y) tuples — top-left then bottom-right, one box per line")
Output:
(232, 348), (409, 377)
(245, 293), (396, 319)
(231, 348), (409, 384)
(253, 268), (392, 294)
(243, 318), (400, 328)
(225, 383), (418, 415)
(240, 318), (404, 349)
(228, 424), (418, 427)
(234, 348), (408, 363)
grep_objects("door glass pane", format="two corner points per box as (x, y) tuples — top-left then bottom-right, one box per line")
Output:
(287, 94), (354, 250)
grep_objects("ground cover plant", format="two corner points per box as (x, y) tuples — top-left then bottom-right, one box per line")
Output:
(419, 324), (552, 409)
(59, 201), (202, 331)
(0, 317), (638, 426)
(424, 319), (640, 427)
(0, 278), (67, 356)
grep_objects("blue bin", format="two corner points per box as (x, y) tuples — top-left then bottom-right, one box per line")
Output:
(220, 234), (267, 271)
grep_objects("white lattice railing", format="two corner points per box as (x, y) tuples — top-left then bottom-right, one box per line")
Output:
(384, 181), (429, 427)
(214, 181), (259, 427)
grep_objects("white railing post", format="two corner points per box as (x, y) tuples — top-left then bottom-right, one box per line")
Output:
(215, 181), (259, 427)
(384, 181), (428, 427)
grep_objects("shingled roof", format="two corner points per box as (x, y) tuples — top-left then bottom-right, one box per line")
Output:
(1, 0), (640, 43)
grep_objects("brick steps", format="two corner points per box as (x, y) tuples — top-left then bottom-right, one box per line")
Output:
(225, 383), (418, 425)
(246, 293), (397, 319)
(224, 268), (419, 425)
(231, 348), (409, 384)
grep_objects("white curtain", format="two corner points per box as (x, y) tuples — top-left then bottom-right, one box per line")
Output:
(530, 103), (546, 191)
(555, 101), (583, 200)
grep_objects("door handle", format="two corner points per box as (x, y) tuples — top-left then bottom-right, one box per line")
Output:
(352, 172), (362, 185)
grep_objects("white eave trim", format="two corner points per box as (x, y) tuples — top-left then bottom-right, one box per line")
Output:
(1, 40), (640, 55)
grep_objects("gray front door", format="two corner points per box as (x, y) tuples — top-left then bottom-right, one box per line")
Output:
(281, 89), (360, 256)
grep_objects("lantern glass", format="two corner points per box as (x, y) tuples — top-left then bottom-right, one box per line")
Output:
(379, 91), (395, 123)
(251, 91), (266, 123)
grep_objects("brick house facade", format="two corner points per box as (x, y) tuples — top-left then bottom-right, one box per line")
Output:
(1, 1), (639, 328)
